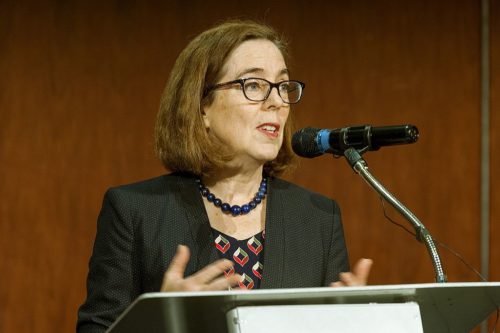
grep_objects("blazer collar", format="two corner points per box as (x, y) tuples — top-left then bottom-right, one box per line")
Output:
(260, 177), (285, 289)
(175, 174), (218, 275)
(175, 174), (285, 289)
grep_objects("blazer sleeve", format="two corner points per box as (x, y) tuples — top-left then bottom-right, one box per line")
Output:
(77, 189), (141, 333)
(323, 200), (350, 285)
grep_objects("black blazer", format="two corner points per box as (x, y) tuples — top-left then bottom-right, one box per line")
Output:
(77, 173), (349, 332)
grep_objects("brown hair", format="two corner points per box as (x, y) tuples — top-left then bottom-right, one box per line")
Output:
(154, 20), (296, 177)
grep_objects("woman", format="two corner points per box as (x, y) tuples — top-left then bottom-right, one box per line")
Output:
(77, 20), (372, 332)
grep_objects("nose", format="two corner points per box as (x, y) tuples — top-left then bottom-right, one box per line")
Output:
(264, 86), (284, 109)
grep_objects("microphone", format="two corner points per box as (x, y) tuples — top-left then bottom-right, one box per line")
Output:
(292, 124), (419, 157)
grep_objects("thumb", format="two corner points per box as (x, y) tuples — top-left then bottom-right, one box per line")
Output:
(353, 258), (373, 283)
(165, 245), (190, 280)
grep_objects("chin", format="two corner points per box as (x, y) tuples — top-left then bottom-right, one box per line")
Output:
(244, 142), (282, 164)
(255, 151), (280, 163)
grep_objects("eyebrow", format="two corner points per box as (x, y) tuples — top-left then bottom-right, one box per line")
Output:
(235, 67), (290, 79)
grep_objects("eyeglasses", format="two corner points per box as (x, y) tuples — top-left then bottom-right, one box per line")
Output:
(204, 77), (305, 104)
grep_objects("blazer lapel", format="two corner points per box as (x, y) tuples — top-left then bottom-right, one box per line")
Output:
(175, 175), (218, 274)
(260, 178), (285, 289)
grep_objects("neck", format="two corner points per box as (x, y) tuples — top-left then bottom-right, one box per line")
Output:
(201, 166), (265, 203)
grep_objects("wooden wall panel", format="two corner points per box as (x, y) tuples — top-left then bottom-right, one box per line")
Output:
(0, 1), (488, 332)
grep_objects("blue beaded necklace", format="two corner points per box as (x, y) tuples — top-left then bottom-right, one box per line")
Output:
(196, 178), (267, 216)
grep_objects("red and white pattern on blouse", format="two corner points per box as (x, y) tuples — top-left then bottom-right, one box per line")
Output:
(213, 229), (265, 290)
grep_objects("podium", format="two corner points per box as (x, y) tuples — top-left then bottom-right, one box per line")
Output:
(106, 282), (500, 333)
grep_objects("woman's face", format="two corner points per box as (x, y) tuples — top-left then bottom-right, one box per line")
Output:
(203, 39), (290, 169)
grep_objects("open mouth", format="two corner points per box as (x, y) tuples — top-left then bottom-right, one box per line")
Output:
(257, 123), (280, 138)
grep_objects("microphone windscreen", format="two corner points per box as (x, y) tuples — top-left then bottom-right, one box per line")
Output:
(292, 127), (324, 158)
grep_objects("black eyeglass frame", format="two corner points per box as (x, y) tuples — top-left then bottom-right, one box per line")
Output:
(203, 77), (306, 104)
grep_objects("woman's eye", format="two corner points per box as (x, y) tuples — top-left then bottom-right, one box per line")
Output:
(245, 82), (263, 92)
(280, 83), (290, 92)
(245, 82), (262, 91)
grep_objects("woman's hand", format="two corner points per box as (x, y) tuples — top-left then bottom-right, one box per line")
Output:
(160, 245), (241, 292)
(330, 258), (373, 287)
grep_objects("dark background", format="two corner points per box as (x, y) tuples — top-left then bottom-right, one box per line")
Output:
(1, 1), (498, 331)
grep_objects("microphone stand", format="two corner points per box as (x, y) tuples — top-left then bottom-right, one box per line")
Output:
(343, 147), (447, 283)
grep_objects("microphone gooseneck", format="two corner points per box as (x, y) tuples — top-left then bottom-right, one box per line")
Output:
(343, 147), (446, 283)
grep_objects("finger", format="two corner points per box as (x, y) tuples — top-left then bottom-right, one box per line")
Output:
(330, 281), (346, 288)
(164, 245), (191, 280)
(229, 286), (246, 291)
(208, 274), (242, 290)
(337, 259), (373, 287)
(190, 259), (234, 284)
(352, 258), (373, 284)
(339, 272), (356, 285)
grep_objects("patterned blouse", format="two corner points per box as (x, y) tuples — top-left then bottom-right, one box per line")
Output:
(212, 228), (265, 290)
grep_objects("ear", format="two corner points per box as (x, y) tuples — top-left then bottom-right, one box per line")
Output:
(201, 106), (210, 129)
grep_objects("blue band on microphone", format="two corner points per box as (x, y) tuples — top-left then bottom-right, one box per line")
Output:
(317, 129), (330, 153)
